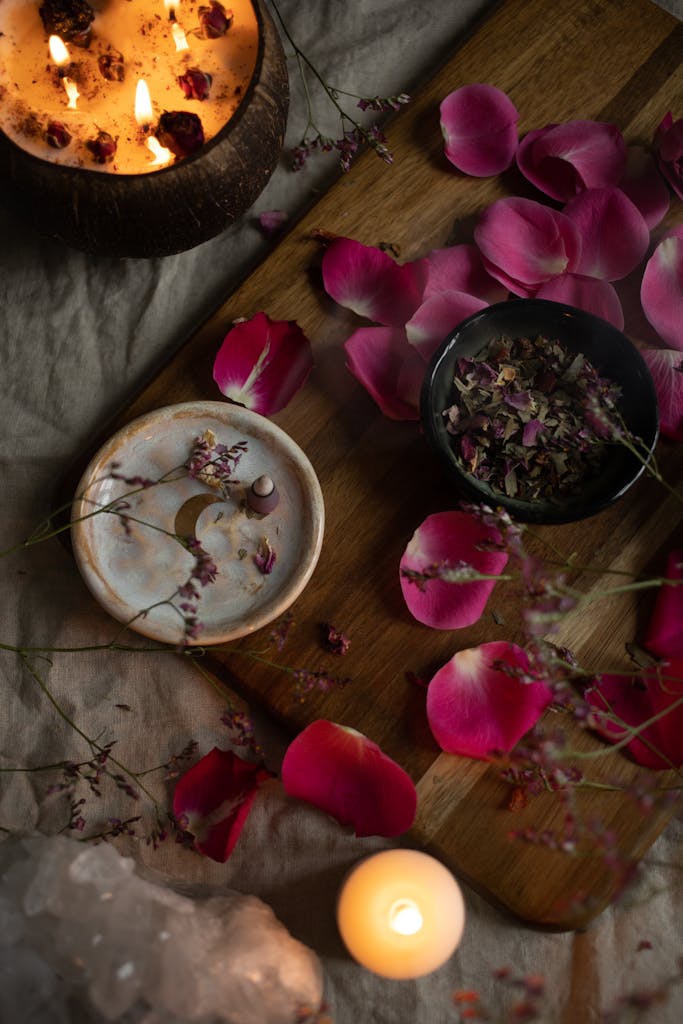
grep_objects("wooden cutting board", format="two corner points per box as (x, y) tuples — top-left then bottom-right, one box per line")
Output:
(65, 0), (683, 930)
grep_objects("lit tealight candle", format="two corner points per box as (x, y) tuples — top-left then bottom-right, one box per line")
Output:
(336, 850), (465, 979)
(48, 35), (80, 110)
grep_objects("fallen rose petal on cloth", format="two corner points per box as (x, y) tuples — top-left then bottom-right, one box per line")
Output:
(641, 348), (683, 441)
(257, 209), (287, 235)
(640, 235), (683, 351)
(439, 83), (519, 176)
(516, 120), (627, 202)
(344, 325), (424, 419)
(619, 146), (670, 229)
(535, 273), (624, 329)
(474, 197), (582, 296)
(586, 664), (683, 770)
(281, 720), (417, 837)
(321, 236), (427, 326)
(399, 511), (508, 629)
(563, 187), (650, 281)
(653, 111), (683, 201)
(173, 747), (272, 862)
(423, 245), (509, 304)
(406, 291), (488, 362)
(644, 550), (683, 660)
(213, 312), (314, 414)
(426, 641), (553, 758)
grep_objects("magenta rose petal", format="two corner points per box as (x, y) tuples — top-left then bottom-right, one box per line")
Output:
(644, 550), (683, 660)
(281, 720), (417, 837)
(562, 188), (649, 282)
(619, 146), (671, 229)
(516, 120), (627, 202)
(641, 348), (683, 441)
(653, 112), (683, 201)
(640, 236), (683, 351)
(586, 665), (683, 770)
(439, 84), (519, 176)
(474, 197), (582, 296)
(321, 237), (427, 326)
(399, 511), (508, 629)
(423, 245), (509, 304)
(173, 747), (272, 862)
(344, 326), (423, 419)
(406, 291), (488, 362)
(212, 312), (314, 415)
(426, 641), (553, 758)
(535, 274), (624, 329)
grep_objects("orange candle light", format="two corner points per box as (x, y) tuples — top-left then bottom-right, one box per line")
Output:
(336, 850), (466, 979)
(48, 35), (80, 109)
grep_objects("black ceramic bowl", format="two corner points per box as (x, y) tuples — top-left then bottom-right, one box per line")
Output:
(420, 299), (659, 524)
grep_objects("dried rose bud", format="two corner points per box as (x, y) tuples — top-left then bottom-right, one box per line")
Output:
(177, 68), (212, 101)
(39, 0), (95, 46)
(86, 130), (116, 164)
(98, 50), (125, 82)
(156, 111), (204, 158)
(45, 120), (72, 149)
(198, 1), (233, 38)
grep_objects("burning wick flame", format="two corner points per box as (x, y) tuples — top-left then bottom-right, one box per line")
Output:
(146, 136), (173, 167)
(135, 80), (172, 166)
(48, 35), (79, 109)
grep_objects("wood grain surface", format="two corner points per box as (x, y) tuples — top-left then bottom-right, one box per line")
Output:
(67, 0), (683, 929)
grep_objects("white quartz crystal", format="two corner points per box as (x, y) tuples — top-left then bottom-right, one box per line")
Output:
(0, 835), (323, 1024)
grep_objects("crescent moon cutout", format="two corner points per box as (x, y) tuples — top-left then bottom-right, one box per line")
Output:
(174, 492), (224, 538)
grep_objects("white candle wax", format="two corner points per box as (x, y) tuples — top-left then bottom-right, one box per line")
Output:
(336, 850), (466, 979)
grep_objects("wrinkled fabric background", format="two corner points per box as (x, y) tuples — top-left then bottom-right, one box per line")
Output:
(1, 1), (682, 1021)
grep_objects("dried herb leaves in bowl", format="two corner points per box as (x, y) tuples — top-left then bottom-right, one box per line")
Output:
(421, 300), (659, 524)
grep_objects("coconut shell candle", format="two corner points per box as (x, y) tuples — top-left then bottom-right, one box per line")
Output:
(0, 0), (288, 256)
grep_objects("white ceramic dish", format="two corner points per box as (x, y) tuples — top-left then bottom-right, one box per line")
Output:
(71, 401), (325, 645)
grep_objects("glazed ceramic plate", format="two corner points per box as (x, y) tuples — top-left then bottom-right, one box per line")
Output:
(71, 402), (325, 645)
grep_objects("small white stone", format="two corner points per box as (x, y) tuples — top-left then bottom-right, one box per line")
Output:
(252, 475), (274, 497)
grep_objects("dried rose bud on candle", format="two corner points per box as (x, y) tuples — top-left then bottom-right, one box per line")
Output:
(156, 112), (205, 158)
(178, 68), (213, 101)
(247, 475), (279, 515)
(45, 121), (72, 149)
(86, 130), (117, 164)
(198, 1), (234, 39)
(98, 50), (125, 83)
(39, 0), (95, 47)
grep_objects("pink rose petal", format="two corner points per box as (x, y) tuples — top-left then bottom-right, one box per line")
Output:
(344, 326), (423, 420)
(423, 245), (509, 304)
(321, 237), (427, 326)
(213, 312), (314, 415)
(406, 291), (488, 362)
(644, 550), (683, 661)
(586, 664), (683, 770)
(619, 146), (670, 229)
(400, 511), (508, 629)
(474, 197), (582, 296)
(535, 274), (624, 330)
(516, 120), (627, 202)
(653, 111), (683, 201)
(440, 84), (519, 176)
(641, 348), (683, 441)
(563, 188), (650, 282)
(640, 236), (683, 352)
(426, 641), (553, 758)
(258, 209), (287, 235)
(281, 720), (417, 837)
(173, 747), (272, 862)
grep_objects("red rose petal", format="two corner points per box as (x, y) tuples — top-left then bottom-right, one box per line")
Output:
(516, 120), (627, 202)
(400, 511), (508, 629)
(535, 274), (624, 330)
(406, 291), (488, 362)
(423, 245), (509, 304)
(586, 664), (683, 770)
(212, 312), (314, 414)
(173, 747), (272, 862)
(281, 720), (417, 837)
(640, 236), (683, 351)
(641, 348), (683, 441)
(440, 84), (519, 177)
(321, 237), (427, 326)
(344, 326), (423, 419)
(426, 641), (553, 758)
(619, 146), (670, 229)
(563, 187), (649, 282)
(644, 550), (683, 660)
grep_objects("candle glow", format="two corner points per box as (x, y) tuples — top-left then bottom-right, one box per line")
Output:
(134, 80), (154, 129)
(171, 22), (190, 52)
(48, 34), (80, 109)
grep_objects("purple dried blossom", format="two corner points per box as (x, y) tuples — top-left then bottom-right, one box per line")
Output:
(186, 430), (247, 497)
(86, 130), (117, 164)
(198, 1), (233, 38)
(178, 68), (212, 101)
(322, 623), (351, 655)
(186, 537), (219, 587)
(269, 612), (294, 651)
(292, 668), (351, 702)
(357, 93), (411, 112)
(254, 536), (276, 575)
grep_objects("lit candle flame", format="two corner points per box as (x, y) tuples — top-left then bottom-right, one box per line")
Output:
(63, 79), (80, 109)
(171, 22), (189, 51)
(146, 136), (173, 167)
(49, 36), (79, 108)
(134, 79), (154, 128)
(388, 900), (423, 937)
